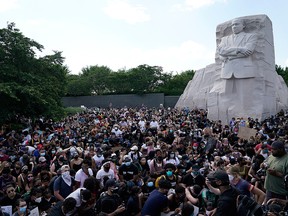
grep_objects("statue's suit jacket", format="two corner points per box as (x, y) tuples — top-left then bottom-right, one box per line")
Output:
(217, 32), (258, 79)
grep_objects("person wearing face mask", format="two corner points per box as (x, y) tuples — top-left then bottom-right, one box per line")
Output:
(0, 184), (21, 213)
(27, 187), (43, 211)
(155, 163), (178, 189)
(205, 170), (239, 216)
(128, 146), (142, 163)
(141, 179), (172, 216)
(54, 165), (75, 201)
(13, 199), (28, 216)
(142, 178), (156, 197)
(50, 155), (67, 176)
(92, 148), (104, 170)
(181, 165), (206, 188)
(38, 149), (51, 164)
(75, 159), (93, 188)
(228, 166), (265, 205)
(70, 153), (83, 172)
(96, 160), (115, 188)
(118, 155), (139, 182)
(95, 179), (125, 215)
(164, 151), (180, 166)
(111, 125), (123, 138)
(149, 150), (165, 176)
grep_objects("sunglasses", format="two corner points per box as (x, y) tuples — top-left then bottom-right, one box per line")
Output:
(7, 189), (15, 194)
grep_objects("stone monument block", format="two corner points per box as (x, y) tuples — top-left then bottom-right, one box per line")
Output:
(175, 14), (288, 124)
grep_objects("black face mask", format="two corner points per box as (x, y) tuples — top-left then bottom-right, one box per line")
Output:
(104, 166), (110, 171)
(157, 156), (163, 161)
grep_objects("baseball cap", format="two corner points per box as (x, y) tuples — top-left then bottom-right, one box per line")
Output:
(105, 179), (119, 188)
(123, 155), (131, 162)
(207, 170), (229, 184)
(130, 146), (138, 151)
(39, 156), (47, 163)
(271, 140), (285, 150)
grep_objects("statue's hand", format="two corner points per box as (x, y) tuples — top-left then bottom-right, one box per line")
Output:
(237, 48), (252, 56)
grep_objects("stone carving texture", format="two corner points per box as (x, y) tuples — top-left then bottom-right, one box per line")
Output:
(175, 15), (288, 124)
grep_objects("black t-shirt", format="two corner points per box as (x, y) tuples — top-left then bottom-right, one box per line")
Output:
(118, 163), (139, 181)
(0, 193), (21, 213)
(96, 192), (122, 214)
(215, 187), (239, 216)
(48, 200), (65, 216)
(182, 173), (206, 187)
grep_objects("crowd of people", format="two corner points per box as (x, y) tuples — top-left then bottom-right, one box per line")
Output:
(0, 106), (288, 216)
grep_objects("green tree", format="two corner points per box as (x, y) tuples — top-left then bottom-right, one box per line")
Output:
(80, 65), (112, 95)
(276, 64), (288, 85)
(0, 23), (67, 122)
(66, 74), (91, 96)
(109, 69), (132, 94)
(127, 64), (165, 94)
(155, 70), (194, 95)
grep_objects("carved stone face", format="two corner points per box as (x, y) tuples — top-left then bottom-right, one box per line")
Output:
(231, 19), (244, 34)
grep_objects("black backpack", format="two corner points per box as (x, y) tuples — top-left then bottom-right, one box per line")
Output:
(236, 194), (263, 216)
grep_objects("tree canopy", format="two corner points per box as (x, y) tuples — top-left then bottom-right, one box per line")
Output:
(0, 23), (68, 123)
(65, 64), (194, 96)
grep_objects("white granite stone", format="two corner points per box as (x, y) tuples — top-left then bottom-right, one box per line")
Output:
(175, 15), (288, 124)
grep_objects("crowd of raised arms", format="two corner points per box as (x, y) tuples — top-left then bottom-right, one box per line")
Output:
(0, 106), (288, 216)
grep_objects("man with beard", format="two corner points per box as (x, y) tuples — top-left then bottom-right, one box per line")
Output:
(264, 140), (288, 202)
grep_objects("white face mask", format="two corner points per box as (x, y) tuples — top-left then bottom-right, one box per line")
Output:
(228, 174), (234, 182)
(35, 197), (42, 203)
(62, 171), (70, 177)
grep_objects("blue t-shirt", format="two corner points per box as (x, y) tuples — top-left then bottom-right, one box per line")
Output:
(141, 189), (168, 216)
(53, 176), (74, 199)
(235, 178), (251, 197)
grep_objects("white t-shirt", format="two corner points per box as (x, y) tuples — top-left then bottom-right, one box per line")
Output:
(66, 187), (85, 207)
(96, 169), (115, 187)
(150, 121), (159, 129)
(111, 128), (122, 137)
(164, 158), (180, 166)
(75, 168), (93, 188)
(92, 155), (104, 168)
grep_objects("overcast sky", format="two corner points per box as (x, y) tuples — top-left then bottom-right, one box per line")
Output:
(1, 0), (288, 74)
